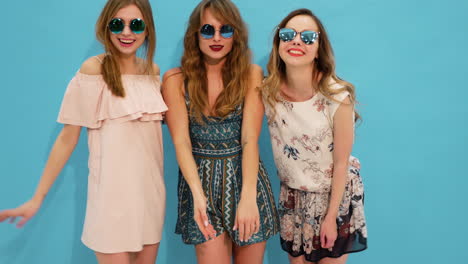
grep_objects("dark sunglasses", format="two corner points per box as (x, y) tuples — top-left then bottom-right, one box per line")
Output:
(278, 28), (319, 45)
(108, 18), (146, 34)
(200, 24), (234, 39)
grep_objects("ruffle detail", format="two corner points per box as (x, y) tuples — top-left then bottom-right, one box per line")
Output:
(57, 72), (167, 128)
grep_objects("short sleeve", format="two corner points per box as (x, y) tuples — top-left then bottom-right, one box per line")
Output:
(57, 73), (104, 129)
(328, 90), (351, 118)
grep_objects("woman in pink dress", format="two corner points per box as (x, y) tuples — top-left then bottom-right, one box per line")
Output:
(0, 0), (167, 263)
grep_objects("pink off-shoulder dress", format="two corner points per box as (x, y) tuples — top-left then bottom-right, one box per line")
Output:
(57, 71), (167, 253)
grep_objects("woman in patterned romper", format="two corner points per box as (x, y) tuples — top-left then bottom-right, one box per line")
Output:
(162, 0), (279, 264)
(261, 9), (368, 264)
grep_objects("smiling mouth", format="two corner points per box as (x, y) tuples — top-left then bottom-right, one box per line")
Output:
(288, 49), (305, 56)
(119, 39), (136, 46)
(209, 45), (224, 52)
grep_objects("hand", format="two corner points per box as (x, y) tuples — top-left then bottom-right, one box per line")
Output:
(193, 194), (216, 241)
(320, 215), (337, 249)
(233, 198), (260, 242)
(0, 198), (42, 228)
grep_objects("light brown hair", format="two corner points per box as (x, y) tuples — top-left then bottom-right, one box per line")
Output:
(95, 0), (156, 97)
(262, 8), (360, 121)
(181, 0), (251, 123)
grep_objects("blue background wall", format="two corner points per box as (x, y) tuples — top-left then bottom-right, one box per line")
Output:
(1, 0), (467, 263)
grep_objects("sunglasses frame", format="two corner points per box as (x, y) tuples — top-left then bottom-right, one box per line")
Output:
(199, 24), (235, 39)
(278, 28), (320, 45)
(108, 18), (146, 34)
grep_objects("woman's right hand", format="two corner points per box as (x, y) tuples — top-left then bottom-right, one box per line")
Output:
(0, 198), (42, 228)
(193, 194), (217, 240)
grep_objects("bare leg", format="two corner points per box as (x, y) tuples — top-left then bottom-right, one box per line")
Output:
(95, 252), (131, 264)
(133, 243), (160, 264)
(288, 254), (315, 264)
(195, 232), (232, 264)
(233, 241), (266, 264)
(318, 254), (348, 264)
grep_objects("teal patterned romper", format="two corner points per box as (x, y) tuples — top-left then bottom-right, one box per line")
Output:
(175, 93), (280, 245)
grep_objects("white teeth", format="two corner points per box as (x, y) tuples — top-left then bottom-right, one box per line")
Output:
(120, 39), (135, 44)
(289, 50), (303, 55)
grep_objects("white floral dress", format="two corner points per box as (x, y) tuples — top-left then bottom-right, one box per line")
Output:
(264, 82), (367, 262)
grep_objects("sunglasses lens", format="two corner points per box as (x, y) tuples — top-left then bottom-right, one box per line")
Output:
(109, 18), (124, 34)
(130, 19), (146, 34)
(278, 28), (296, 42)
(301, 31), (318, 44)
(220, 25), (234, 38)
(200, 24), (215, 39)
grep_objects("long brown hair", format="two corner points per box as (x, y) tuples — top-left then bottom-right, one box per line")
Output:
(262, 8), (360, 121)
(181, 0), (251, 123)
(95, 0), (156, 97)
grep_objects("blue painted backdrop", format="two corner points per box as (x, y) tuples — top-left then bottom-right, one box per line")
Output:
(1, 0), (467, 263)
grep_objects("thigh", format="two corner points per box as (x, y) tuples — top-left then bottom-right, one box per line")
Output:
(95, 252), (131, 264)
(195, 232), (232, 264)
(288, 254), (316, 264)
(133, 243), (160, 264)
(233, 241), (266, 264)
(318, 254), (348, 264)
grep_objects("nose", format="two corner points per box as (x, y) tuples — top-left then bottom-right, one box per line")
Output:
(292, 34), (302, 45)
(121, 24), (132, 35)
(213, 30), (221, 42)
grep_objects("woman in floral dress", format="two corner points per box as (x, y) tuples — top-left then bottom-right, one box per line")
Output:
(261, 8), (367, 264)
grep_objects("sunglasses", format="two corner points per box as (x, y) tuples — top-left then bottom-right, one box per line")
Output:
(278, 28), (319, 45)
(200, 24), (234, 39)
(108, 18), (146, 34)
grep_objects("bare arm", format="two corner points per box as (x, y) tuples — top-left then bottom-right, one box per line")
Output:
(321, 96), (354, 248)
(0, 56), (102, 227)
(162, 70), (216, 240)
(0, 125), (81, 227)
(235, 65), (264, 242)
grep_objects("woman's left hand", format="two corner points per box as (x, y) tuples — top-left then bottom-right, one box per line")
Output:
(233, 198), (260, 242)
(320, 215), (338, 249)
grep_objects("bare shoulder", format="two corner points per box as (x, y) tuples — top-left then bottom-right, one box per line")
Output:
(162, 67), (184, 94)
(162, 67), (183, 83)
(249, 64), (263, 77)
(79, 55), (104, 75)
(152, 63), (160, 75)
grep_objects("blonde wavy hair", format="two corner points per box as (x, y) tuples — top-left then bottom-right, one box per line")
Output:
(95, 0), (156, 97)
(262, 8), (360, 121)
(181, 0), (251, 123)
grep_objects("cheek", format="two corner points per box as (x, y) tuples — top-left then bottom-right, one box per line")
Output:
(225, 39), (234, 52)
(278, 43), (288, 59)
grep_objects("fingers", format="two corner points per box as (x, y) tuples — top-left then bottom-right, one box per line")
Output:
(233, 218), (238, 231)
(320, 231), (326, 248)
(244, 222), (251, 242)
(201, 211), (216, 239)
(194, 213), (209, 240)
(320, 232), (336, 249)
(0, 210), (12, 222)
(16, 217), (30, 228)
(325, 236), (335, 249)
(194, 209), (216, 241)
(238, 219), (245, 242)
(254, 218), (260, 234)
(201, 210), (209, 228)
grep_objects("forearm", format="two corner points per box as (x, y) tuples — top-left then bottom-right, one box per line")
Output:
(241, 141), (259, 200)
(33, 130), (79, 202)
(326, 162), (348, 219)
(175, 141), (204, 199)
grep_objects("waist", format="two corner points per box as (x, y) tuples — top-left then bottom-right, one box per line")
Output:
(192, 145), (242, 158)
